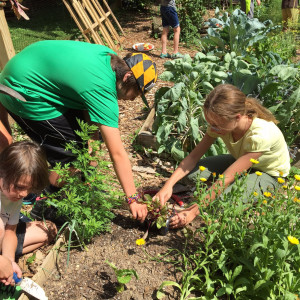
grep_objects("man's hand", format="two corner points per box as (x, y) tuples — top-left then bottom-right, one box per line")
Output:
(129, 202), (148, 223)
(0, 256), (13, 285)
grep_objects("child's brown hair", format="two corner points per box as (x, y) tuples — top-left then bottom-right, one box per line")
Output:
(0, 141), (49, 193)
(204, 84), (278, 124)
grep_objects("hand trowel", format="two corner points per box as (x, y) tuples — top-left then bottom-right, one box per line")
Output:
(13, 273), (48, 300)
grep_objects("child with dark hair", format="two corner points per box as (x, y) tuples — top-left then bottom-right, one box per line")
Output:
(0, 141), (57, 285)
(154, 84), (290, 228)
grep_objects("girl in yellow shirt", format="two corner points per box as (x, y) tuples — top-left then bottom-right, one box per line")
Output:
(154, 84), (290, 228)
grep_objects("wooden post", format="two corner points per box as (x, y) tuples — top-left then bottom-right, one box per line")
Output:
(0, 4), (15, 70)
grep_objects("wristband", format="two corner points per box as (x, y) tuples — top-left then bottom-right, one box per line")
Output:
(126, 193), (141, 204)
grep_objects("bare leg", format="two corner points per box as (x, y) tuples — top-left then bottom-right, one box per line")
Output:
(173, 26), (181, 54)
(161, 26), (170, 54)
(22, 221), (57, 254)
(0, 219), (5, 252)
(169, 203), (199, 228)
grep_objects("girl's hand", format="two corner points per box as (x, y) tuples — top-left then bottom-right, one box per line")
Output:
(129, 202), (148, 223)
(11, 261), (22, 283)
(0, 256), (14, 285)
(153, 185), (173, 207)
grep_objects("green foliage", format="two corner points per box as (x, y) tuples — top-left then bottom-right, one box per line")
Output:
(176, 0), (206, 45)
(47, 120), (122, 244)
(255, 30), (298, 62)
(200, 8), (279, 57)
(26, 253), (36, 266)
(157, 172), (300, 299)
(106, 261), (138, 293)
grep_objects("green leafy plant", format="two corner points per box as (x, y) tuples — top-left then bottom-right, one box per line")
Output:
(26, 253), (36, 266)
(200, 8), (279, 57)
(176, 0), (206, 45)
(46, 120), (122, 246)
(106, 260), (138, 293)
(157, 171), (300, 299)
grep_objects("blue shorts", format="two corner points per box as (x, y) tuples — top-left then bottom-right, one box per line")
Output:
(160, 6), (179, 28)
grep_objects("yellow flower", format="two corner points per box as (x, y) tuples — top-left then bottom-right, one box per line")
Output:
(250, 158), (259, 164)
(293, 197), (300, 203)
(279, 171), (283, 176)
(277, 177), (285, 184)
(261, 212), (266, 216)
(282, 185), (287, 189)
(295, 174), (300, 181)
(199, 166), (206, 171)
(253, 192), (258, 196)
(263, 200), (267, 204)
(264, 192), (272, 198)
(287, 236), (299, 245)
(212, 172), (216, 177)
(219, 174), (224, 179)
(200, 177), (207, 182)
(136, 238), (145, 246)
(295, 186), (300, 191)
(256, 171), (262, 176)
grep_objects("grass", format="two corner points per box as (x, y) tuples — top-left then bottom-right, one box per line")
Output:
(6, 0), (80, 53)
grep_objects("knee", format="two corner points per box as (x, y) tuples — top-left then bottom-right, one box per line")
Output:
(44, 221), (58, 243)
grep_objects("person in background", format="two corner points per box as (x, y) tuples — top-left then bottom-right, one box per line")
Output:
(154, 84), (290, 228)
(160, 0), (183, 59)
(240, 0), (261, 18)
(0, 40), (158, 224)
(0, 141), (57, 285)
(282, 0), (299, 31)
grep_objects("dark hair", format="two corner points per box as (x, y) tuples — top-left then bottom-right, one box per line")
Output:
(204, 84), (278, 124)
(0, 141), (49, 192)
(109, 53), (141, 96)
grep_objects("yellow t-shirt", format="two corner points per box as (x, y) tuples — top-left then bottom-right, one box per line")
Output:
(207, 118), (291, 177)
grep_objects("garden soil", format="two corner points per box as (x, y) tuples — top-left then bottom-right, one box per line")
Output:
(17, 6), (202, 300)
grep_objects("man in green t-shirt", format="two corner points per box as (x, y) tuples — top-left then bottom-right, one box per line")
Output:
(0, 40), (158, 224)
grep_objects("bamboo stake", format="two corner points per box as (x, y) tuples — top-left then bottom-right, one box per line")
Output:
(0, 7), (15, 70)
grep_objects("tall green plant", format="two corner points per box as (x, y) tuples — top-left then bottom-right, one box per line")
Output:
(176, 0), (206, 45)
(47, 120), (122, 245)
(200, 8), (279, 57)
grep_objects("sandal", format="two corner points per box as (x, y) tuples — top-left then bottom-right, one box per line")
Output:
(160, 53), (171, 58)
(171, 52), (184, 59)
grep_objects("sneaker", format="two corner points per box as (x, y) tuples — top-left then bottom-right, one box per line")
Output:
(22, 193), (37, 205)
(171, 52), (184, 59)
(0, 283), (22, 300)
(160, 53), (171, 58)
(30, 194), (67, 227)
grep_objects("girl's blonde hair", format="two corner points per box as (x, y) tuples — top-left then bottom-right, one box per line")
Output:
(0, 141), (49, 193)
(204, 84), (278, 124)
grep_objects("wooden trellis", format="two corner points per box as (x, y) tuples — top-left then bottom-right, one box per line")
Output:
(62, 0), (125, 51)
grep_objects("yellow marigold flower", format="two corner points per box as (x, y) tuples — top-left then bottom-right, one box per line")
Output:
(199, 166), (206, 171)
(212, 172), (216, 177)
(287, 236), (299, 245)
(293, 197), (299, 203)
(295, 186), (300, 191)
(282, 185), (287, 189)
(253, 192), (258, 196)
(263, 200), (267, 204)
(200, 177), (207, 182)
(250, 158), (259, 164)
(277, 177), (285, 184)
(264, 192), (272, 198)
(256, 171), (262, 176)
(295, 174), (300, 181)
(279, 171), (283, 176)
(136, 238), (145, 246)
(219, 174), (224, 179)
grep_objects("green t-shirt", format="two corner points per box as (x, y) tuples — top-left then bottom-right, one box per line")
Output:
(0, 40), (119, 128)
(207, 117), (291, 177)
